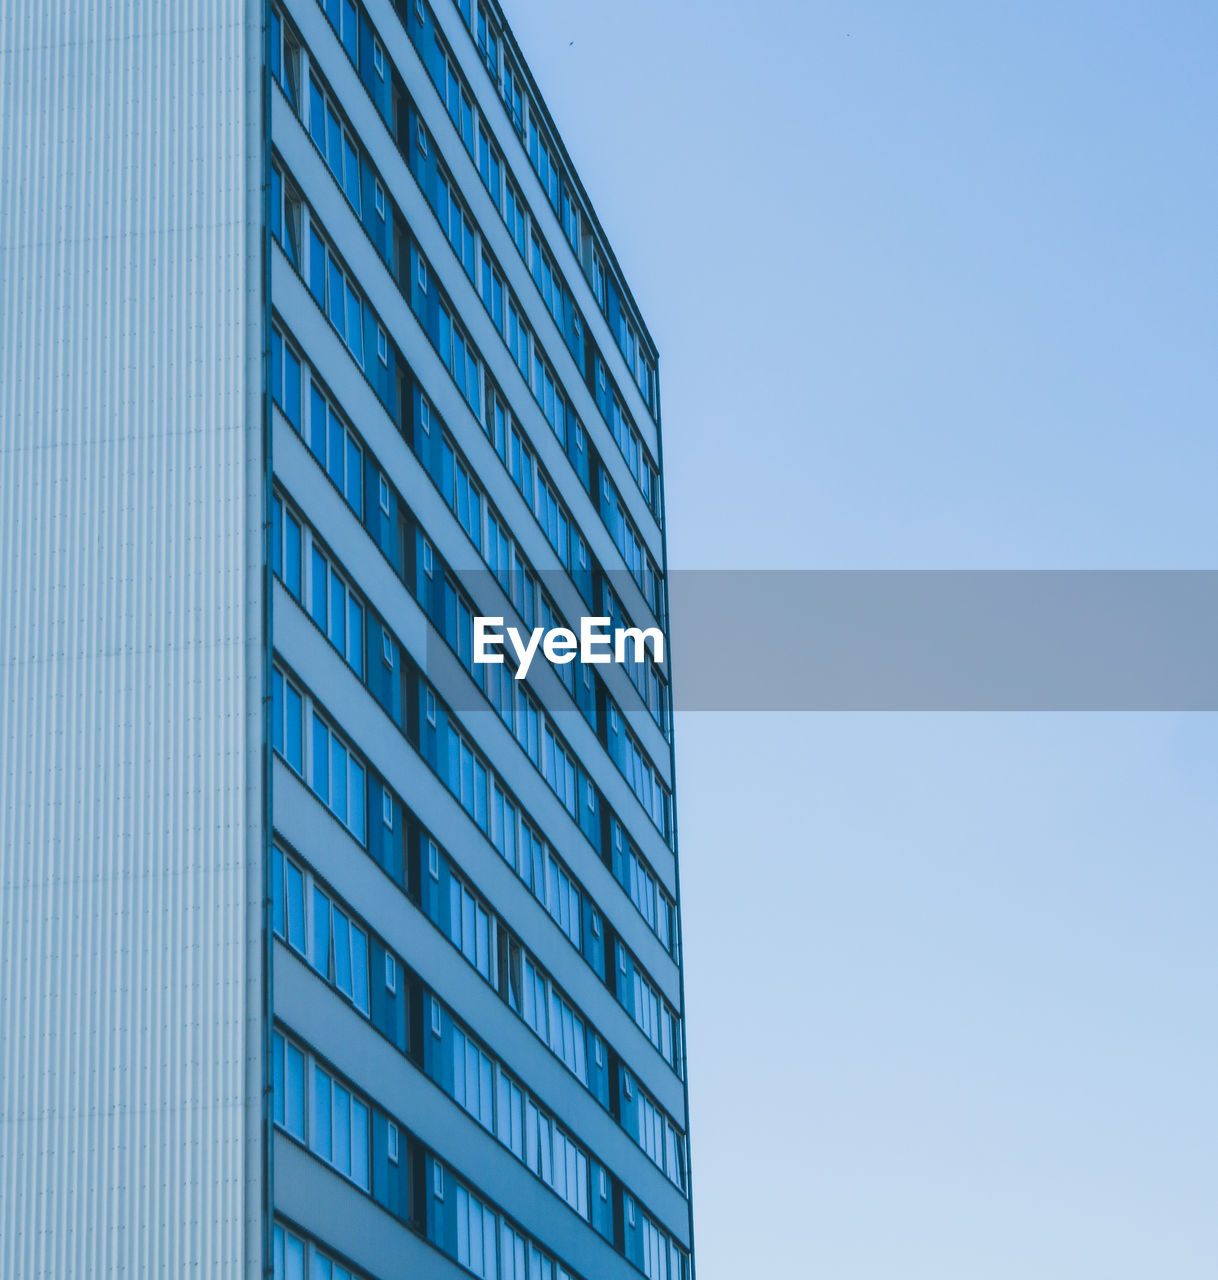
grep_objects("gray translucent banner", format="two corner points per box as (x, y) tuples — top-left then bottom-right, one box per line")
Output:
(663, 570), (1218, 710)
(422, 570), (1218, 713)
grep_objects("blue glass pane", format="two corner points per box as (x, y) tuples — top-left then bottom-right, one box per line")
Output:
(351, 1100), (369, 1190)
(326, 107), (341, 178)
(329, 575), (345, 652)
(271, 846), (284, 938)
(346, 282), (363, 366)
(350, 761), (365, 844)
(285, 684), (302, 772)
(309, 81), (325, 150)
(270, 167), (282, 245)
(270, 13), (281, 84)
(348, 599), (363, 678)
(311, 548), (326, 630)
(309, 386), (327, 462)
(312, 714), (329, 802)
(270, 330), (282, 407)
(285, 1230), (304, 1280)
(327, 258), (344, 332)
(272, 1033), (284, 1125)
(284, 348), (301, 431)
(308, 229), (325, 306)
(331, 737), (347, 822)
(328, 417), (343, 488)
(343, 135), (360, 211)
(312, 886), (329, 976)
(286, 1044), (305, 1140)
(311, 1065), (332, 1161)
(285, 515), (300, 599)
(333, 911), (351, 996)
(286, 861), (305, 951)
(344, 437), (361, 512)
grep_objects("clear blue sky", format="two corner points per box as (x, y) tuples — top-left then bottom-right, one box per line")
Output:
(509, 2), (1217, 1275)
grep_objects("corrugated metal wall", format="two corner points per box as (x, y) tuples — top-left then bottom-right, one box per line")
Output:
(0, 3), (265, 1275)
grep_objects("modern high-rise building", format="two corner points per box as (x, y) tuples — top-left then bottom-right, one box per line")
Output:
(1, 2), (692, 1278)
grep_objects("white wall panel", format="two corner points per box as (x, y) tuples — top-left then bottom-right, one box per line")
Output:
(0, 2), (263, 1275)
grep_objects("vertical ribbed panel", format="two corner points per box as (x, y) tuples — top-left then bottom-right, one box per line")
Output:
(0, 3), (262, 1276)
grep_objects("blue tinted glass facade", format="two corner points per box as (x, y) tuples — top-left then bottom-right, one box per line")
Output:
(265, 3), (692, 1278)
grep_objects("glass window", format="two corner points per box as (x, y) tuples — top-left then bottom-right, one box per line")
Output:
(272, 1033), (307, 1141)
(503, 60), (523, 134)
(271, 329), (302, 430)
(312, 1064), (334, 1160)
(476, 7), (499, 77)
(477, 124), (501, 206)
(504, 178), (527, 257)
(345, 278), (363, 366)
(272, 668), (303, 774)
(286, 856), (305, 953)
(480, 251), (504, 333)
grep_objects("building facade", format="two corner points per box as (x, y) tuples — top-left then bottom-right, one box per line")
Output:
(1, 2), (691, 1278)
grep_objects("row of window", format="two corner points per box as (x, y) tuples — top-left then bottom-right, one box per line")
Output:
(272, 196), (591, 654)
(273, 843), (691, 1223)
(439, 756), (582, 959)
(427, 830), (592, 1075)
(622, 1063), (688, 1195)
(434, 1143), (636, 1280)
(606, 700), (670, 836)
(287, 509), (365, 678)
(273, 437), (668, 861)
(442, 0), (661, 422)
(410, 28), (664, 525)
(308, 218), (369, 369)
(417, 842), (688, 1193)
(272, 667), (367, 844)
(330, 351), (669, 747)
(273, 845), (371, 1015)
(425, 696), (681, 1071)
(416, 0), (659, 424)
(273, 754), (689, 1200)
(271, 496), (680, 1059)
(444, 594), (615, 829)
(274, 843), (676, 1218)
(410, 386), (678, 838)
(272, 1025), (625, 1280)
(273, 1220), (368, 1280)
(425, 145), (579, 470)
(310, 72), (362, 211)
(280, 817), (688, 1199)
(615, 938), (680, 1071)
(273, 129), (666, 627)
(414, 369), (597, 622)
(271, 328), (673, 856)
(419, 683), (682, 1078)
(612, 816), (677, 959)
(400, 123), (669, 614)
(603, 579), (670, 739)
(430, 998), (591, 1219)
(273, 1029), (371, 1191)
(273, 655), (685, 1146)
(270, 331), (678, 952)
(272, 350), (680, 1008)
(599, 468), (662, 620)
(290, 0), (665, 545)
